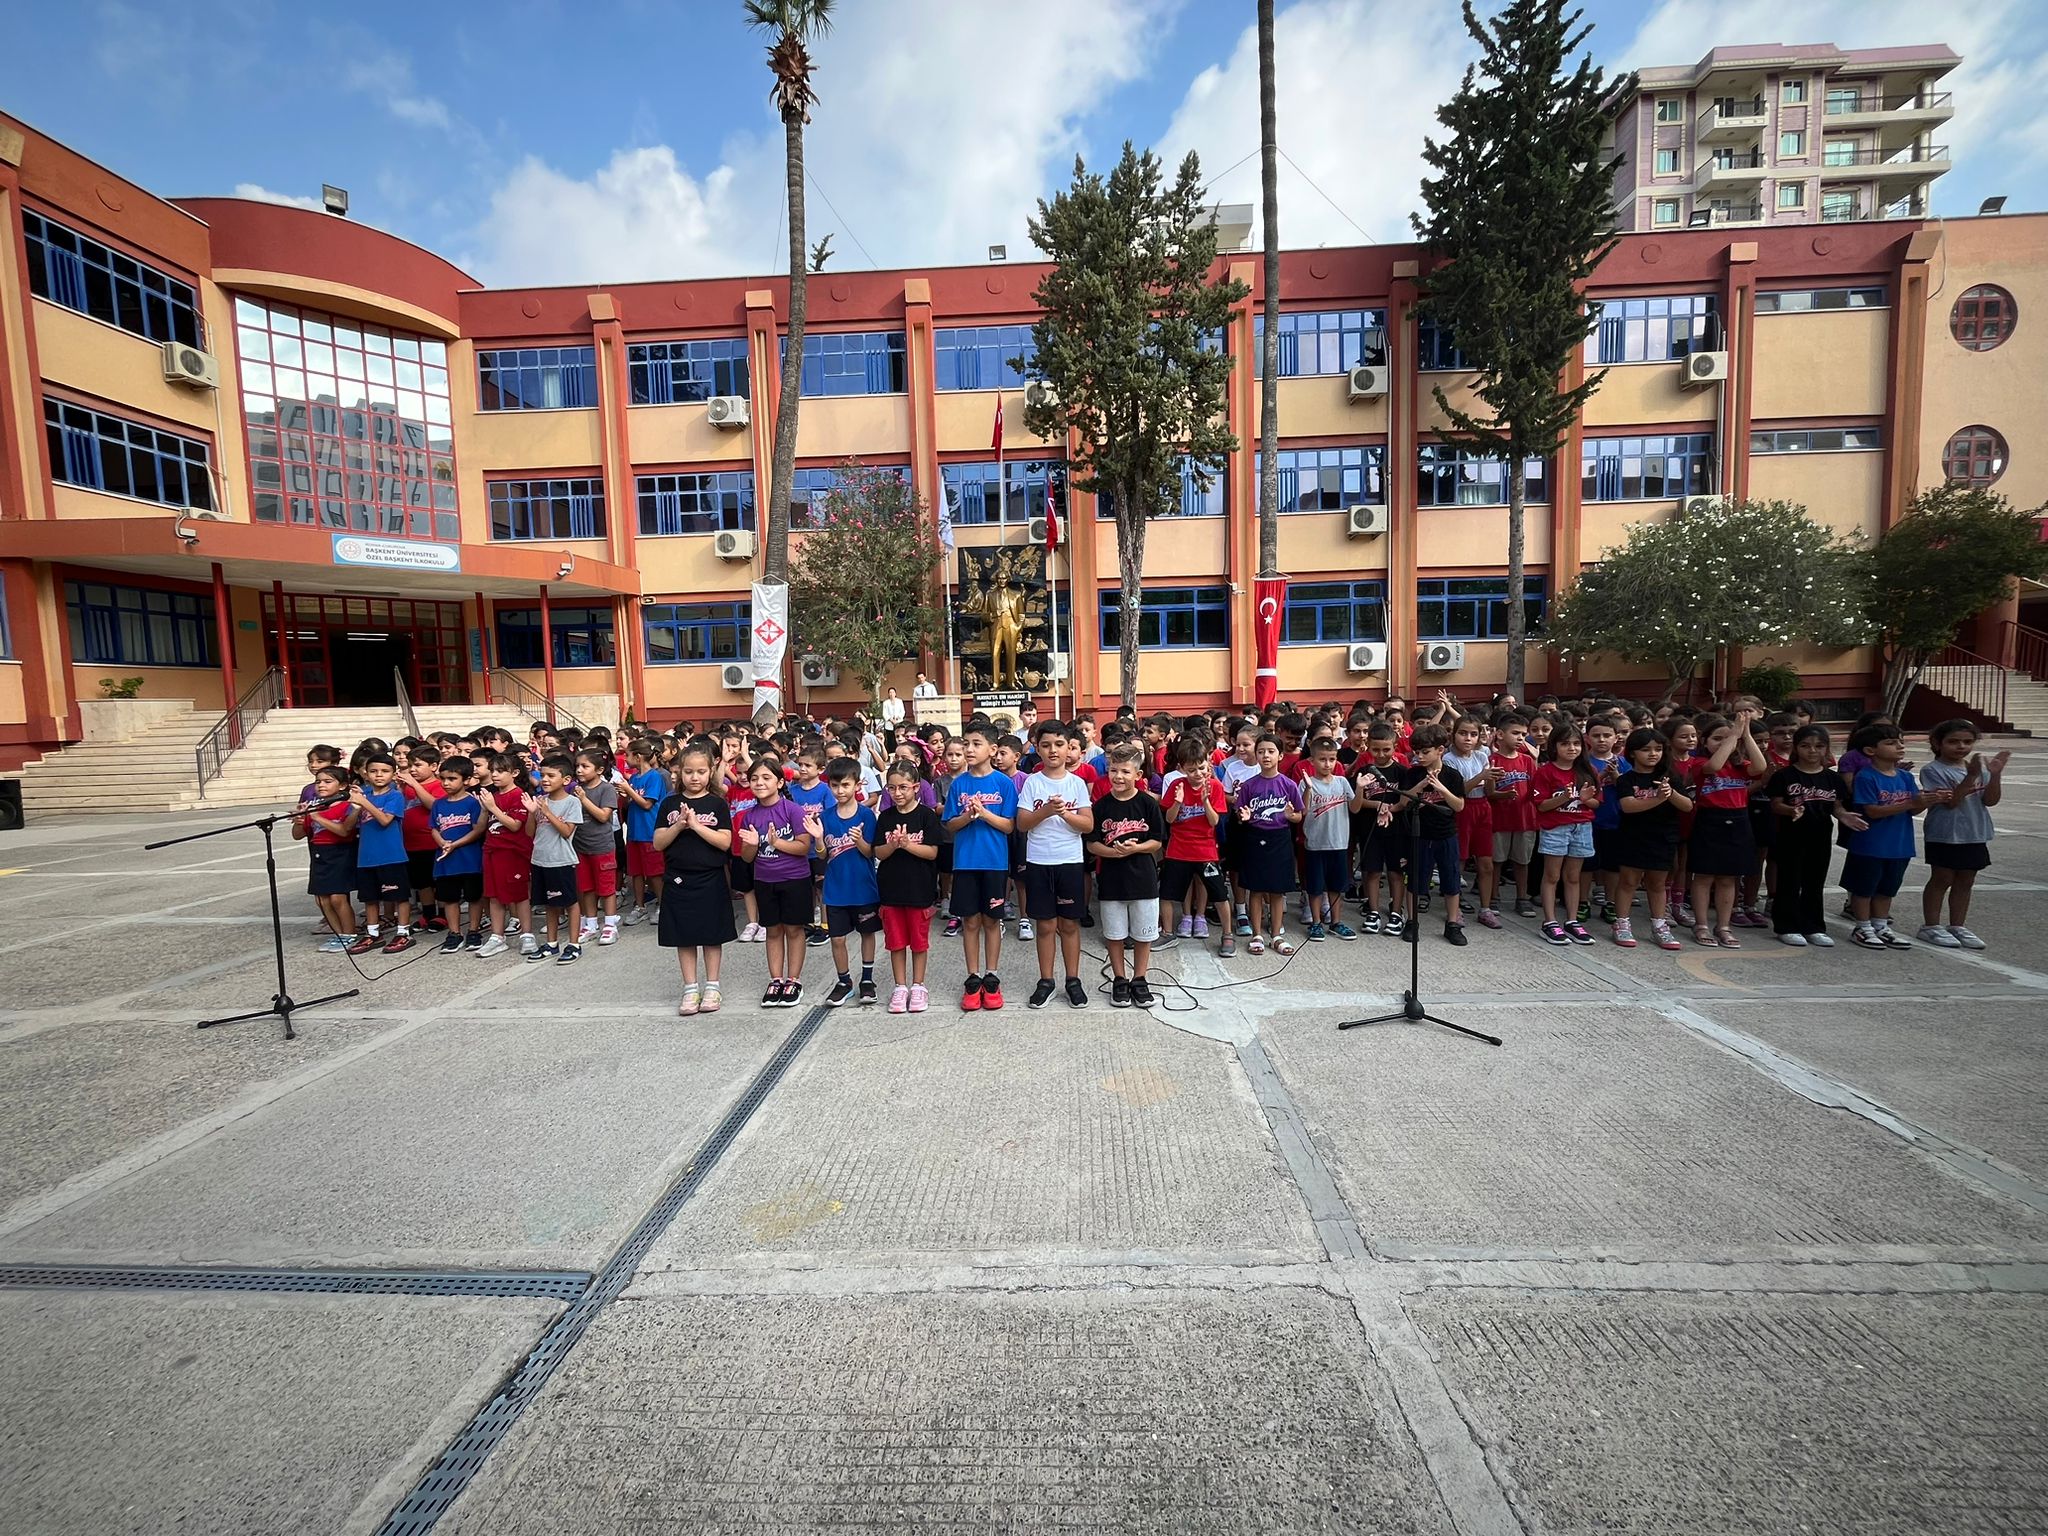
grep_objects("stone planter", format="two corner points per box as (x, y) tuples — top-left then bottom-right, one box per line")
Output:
(79, 697), (198, 742)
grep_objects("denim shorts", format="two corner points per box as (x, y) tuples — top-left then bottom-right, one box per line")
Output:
(1538, 822), (1595, 860)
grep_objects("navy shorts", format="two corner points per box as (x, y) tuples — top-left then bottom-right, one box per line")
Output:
(1841, 853), (1910, 900)
(1409, 835), (1463, 898)
(531, 862), (580, 909)
(1303, 849), (1350, 895)
(826, 902), (883, 937)
(949, 867), (1009, 920)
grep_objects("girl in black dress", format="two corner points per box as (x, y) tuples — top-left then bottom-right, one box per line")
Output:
(653, 744), (737, 1016)
(1611, 728), (1692, 951)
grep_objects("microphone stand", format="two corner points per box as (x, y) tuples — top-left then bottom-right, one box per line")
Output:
(146, 802), (359, 1039)
(1337, 887), (1500, 1046)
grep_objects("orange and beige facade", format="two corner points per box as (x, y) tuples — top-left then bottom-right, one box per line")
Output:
(1, 109), (2042, 766)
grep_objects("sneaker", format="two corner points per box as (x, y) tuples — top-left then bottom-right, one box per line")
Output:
(1018, 918), (1036, 941)
(1360, 909), (1383, 936)
(619, 905), (644, 927)
(1575, 901), (1591, 924)
(464, 930), (485, 951)
(980, 977), (1004, 1009)
(1191, 916), (1210, 939)
(806, 926), (830, 948)
(782, 979), (804, 1008)
(1111, 977), (1133, 1008)
(1806, 932), (1835, 948)
(1541, 921), (1570, 945)
(383, 931), (415, 954)
(1176, 915), (1195, 939)
(944, 916), (963, 938)
(556, 942), (581, 964)
(1947, 925), (1985, 950)
(439, 932), (465, 954)
(1444, 923), (1468, 946)
(526, 943), (557, 963)
(1598, 903), (1619, 926)
(740, 922), (765, 943)
(1672, 900), (1694, 926)
(1852, 925), (1889, 949)
(825, 978), (855, 1007)
(961, 975), (983, 1012)
(346, 933), (381, 956)
(1652, 920), (1683, 952)
(1779, 931), (1809, 947)
(1154, 928), (1179, 950)
(764, 980), (786, 1008)
(519, 934), (539, 957)
(1476, 908), (1502, 930)
(319, 935), (350, 953)
(598, 922), (620, 946)
(1384, 912), (1406, 939)
(1130, 977), (1155, 1008)
(1028, 978), (1057, 1009)
(1306, 921), (1328, 942)
(1217, 934), (1237, 958)
(1065, 977), (1088, 1009)
(475, 935), (507, 958)
(423, 915), (448, 932)
(1564, 920), (1594, 945)
(1330, 922), (1358, 941)
(1234, 916), (1254, 937)
(1915, 924), (1962, 948)
(1515, 901), (1539, 919)
(1612, 918), (1636, 949)
(1078, 908), (1094, 929)
(1877, 925), (1913, 949)
(1416, 890), (1431, 913)
(579, 921), (600, 942)
(504, 918), (524, 938)
(887, 985), (910, 1014)
(1003, 902), (1018, 923)
(908, 984), (929, 1013)
(858, 978), (877, 1006)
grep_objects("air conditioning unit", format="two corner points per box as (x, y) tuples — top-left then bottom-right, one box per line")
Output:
(1048, 652), (1070, 681)
(1346, 642), (1388, 674)
(1420, 641), (1466, 672)
(1346, 364), (1389, 400)
(713, 528), (757, 561)
(719, 662), (751, 691)
(1679, 495), (1722, 516)
(1027, 515), (1064, 547)
(1346, 503), (1389, 538)
(1024, 379), (1058, 411)
(161, 341), (219, 389)
(1681, 350), (1729, 387)
(798, 655), (838, 688)
(706, 394), (750, 427)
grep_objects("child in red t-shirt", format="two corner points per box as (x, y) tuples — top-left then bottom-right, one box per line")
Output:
(293, 763), (361, 951)
(1159, 739), (1230, 946)
(1487, 715), (1540, 918)
(1531, 727), (1599, 945)
(1685, 710), (1769, 947)
(477, 753), (536, 957)
(399, 746), (447, 931)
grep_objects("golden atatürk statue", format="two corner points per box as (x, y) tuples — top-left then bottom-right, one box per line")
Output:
(963, 569), (1029, 691)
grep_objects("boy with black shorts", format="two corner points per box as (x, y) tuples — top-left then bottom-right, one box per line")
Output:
(399, 743), (445, 931)
(429, 757), (487, 951)
(526, 754), (583, 963)
(1089, 743), (1165, 1007)
(1351, 724), (1409, 937)
(1018, 720), (1095, 1009)
(811, 759), (881, 1007)
(942, 722), (1019, 1010)
(347, 752), (415, 953)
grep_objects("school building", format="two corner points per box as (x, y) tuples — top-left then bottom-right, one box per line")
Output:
(2, 107), (2044, 782)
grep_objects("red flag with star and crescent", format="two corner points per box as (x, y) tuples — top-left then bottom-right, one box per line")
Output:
(1253, 576), (1286, 709)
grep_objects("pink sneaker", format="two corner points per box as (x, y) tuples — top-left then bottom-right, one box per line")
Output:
(907, 984), (929, 1013)
(887, 985), (910, 1014)
(1476, 908), (1503, 929)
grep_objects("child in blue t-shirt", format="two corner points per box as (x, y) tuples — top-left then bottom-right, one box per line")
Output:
(942, 723), (1020, 1011)
(809, 760), (882, 1007)
(618, 738), (671, 926)
(787, 747), (835, 942)
(1844, 724), (1938, 949)
(428, 758), (488, 951)
(348, 752), (415, 953)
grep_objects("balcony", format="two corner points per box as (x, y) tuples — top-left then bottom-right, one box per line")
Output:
(1823, 88), (1954, 149)
(1701, 202), (1766, 227)
(1819, 143), (1950, 176)
(1697, 96), (1768, 143)
(1693, 149), (1769, 194)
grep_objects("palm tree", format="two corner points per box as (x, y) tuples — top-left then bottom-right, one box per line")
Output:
(1255, 0), (1281, 586)
(743, 0), (835, 715)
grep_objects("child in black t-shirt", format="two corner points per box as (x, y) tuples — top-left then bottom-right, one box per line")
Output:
(874, 763), (943, 1014)
(1087, 745), (1167, 1008)
(1767, 724), (1866, 945)
(652, 744), (736, 1016)
(1611, 727), (1692, 951)
(1393, 723), (1468, 944)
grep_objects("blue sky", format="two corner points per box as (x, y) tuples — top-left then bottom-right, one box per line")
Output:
(4, 0), (2042, 287)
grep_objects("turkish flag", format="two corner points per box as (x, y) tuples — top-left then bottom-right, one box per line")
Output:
(1253, 575), (1286, 709)
(991, 394), (1004, 456)
(1043, 484), (1059, 553)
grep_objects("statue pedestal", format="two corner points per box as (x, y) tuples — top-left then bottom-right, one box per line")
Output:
(911, 694), (965, 735)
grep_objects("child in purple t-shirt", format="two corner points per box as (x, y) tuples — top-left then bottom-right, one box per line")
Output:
(736, 758), (816, 1009)
(1233, 734), (1305, 954)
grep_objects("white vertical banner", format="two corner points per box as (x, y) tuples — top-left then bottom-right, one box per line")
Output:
(751, 580), (789, 719)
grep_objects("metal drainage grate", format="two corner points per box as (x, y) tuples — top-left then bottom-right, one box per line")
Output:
(377, 1006), (826, 1536)
(0, 1265), (592, 1301)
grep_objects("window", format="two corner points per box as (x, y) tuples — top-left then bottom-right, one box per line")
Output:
(1826, 86), (1863, 114)
(1779, 131), (1806, 157)
(1416, 315), (1472, 370)
(45, 398), (213, 510)
(477, 347), (596, 411)
(1777, 182), (1806, 210)
(1655, 98), (1684, 123)
(1099, 586), (1229, 650)
(235, 297), (456, 540)
(1653, 200), (1681, 227)
(1654, 149), (1680, 175)
(65, 581), (216, 668)
(1821, 190), (1861, 223)
(628, 339), (750, 404)
(487, 478), (605, 541)
(637, 470), (756, 535)
(1782, 79), (1808, 104)
(1094, 459), (1226, 521)
(934, 326), (1037, 391)
(791, 463), (909, 528)
(21, 211), (202, 348)
(1270, 445), (1385, 512)
(1581, 433), (1715, 501)
(1942, 426), (2007, 488)
(792, 331), (906, 396)
(1416, 577), (1548, 642)
(1754, 286), (1886, 312)
(643, 601), (750, 664)
(1253, 309), (1387, 376)
(1823, 140), (1859, 167)
(1951, 285), (2016, 352)
(1585, 294), (1717, 363)
(940, 459), (1065, 526)
(1750, 427), (1882, 453)
(1283, 581), (1386, 645)
(494, 605), (616, 668)
(1416, 444), (1546, 506)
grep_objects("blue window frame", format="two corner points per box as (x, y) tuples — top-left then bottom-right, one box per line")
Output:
(1269, 446), (1385, 512)
(1585, 295), (1718, 364)
(45, 398), (213, 510)
(64, 581), (216, 668)
(793, 331), (906, 396)
(790, 464), (909, 528)
(486, 477), (605, 541)
(939, 459), (1064, 526)
(1416, 577), (1548, 641)
(1416, 315), (1471, 370)
(1283, 581), (1387, 645)
(1098, 586), (1229, 650)
(637, 470), (756, 535)
(1416, 444), (1547, 507)
(934, 326), (1037, 391)
(477, 346), (596, 411)
(495, 605), (616, 668)
(1096, 457), (1227, 521)
(628, 339), (750, 405)
(22, 211), (202, 349)
(1580, 434), (1715, 501)
(1253, 309), (1387, 376)
(643, 601), (751, 664)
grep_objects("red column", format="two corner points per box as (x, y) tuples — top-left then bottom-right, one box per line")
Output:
(271, 579), (293, 707)
(538, 583), (556, 718)
(210, 562), (238, 741)
(475, 591), (494, 705)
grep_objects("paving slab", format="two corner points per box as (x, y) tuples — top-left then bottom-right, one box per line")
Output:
(1205, 922), (1620, 996)
(647, 1009), (1316, 1267)
(1, 917), (305, 1007)
(0, 1015), (783, 1269)
(442, 1288), (1456, 1536)
(1261, 1001), (2048, 1260)
(0, 1288), (558, 1536)
(1410, 1289), (2048, 1536)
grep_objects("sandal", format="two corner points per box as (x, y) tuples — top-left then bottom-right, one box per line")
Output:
(677, 983), (700, 1017)
(1273, 938), (1298, 956)
(1693, 924), (1717, 946)
(1248, 935), (1266, 955)
(1217, 933), (1237, 958)
(699, 983), (722, 1013)
(1714, 927), (1740, 949)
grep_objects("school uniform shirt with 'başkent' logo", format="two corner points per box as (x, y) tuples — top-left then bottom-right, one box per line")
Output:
(1093, 790), (1166, 902)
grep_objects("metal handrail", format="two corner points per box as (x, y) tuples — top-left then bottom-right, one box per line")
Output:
(1921, 644), (2009, 729)
(393, 666), (420, 741)
(2001, 620), (2048, 682)
(1821, 144), (1950, 168)
(487, 667), (588, 731)
(195, 667), (284, 790)
(1825, 90), (1953, 115)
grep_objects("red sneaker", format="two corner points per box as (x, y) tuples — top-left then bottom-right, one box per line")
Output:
(961, 976), (984, 1012)
(345, 934), (380, 955)
(980, 977), (1004, 1010)
(382, 931), (415, 954)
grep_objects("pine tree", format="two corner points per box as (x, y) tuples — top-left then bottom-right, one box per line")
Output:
(1413, 0), (1631, 692)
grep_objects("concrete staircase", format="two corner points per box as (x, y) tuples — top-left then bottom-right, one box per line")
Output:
(1918, 665), (2048, 737)
(197, 705), (543, 808)
(10, 708), (217, 815)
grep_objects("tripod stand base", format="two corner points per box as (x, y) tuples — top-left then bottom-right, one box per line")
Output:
(1338, 993), (1501, 1046)
(198, 988), (359, 1040)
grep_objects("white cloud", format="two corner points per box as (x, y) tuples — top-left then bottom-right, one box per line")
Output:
(232, 182), (326, 211)
(343, 51), (462, 140)
(473, 147), (749, 286)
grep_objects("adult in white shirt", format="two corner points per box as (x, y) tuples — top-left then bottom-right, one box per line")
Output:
(911, 671), (939, 700)
(881, 687), (907, 730)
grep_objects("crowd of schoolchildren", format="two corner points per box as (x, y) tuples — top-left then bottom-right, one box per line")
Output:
(288, 688), (2010, 1014)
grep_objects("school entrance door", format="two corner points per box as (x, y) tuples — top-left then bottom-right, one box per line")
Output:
(263, 593), (470, 708)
